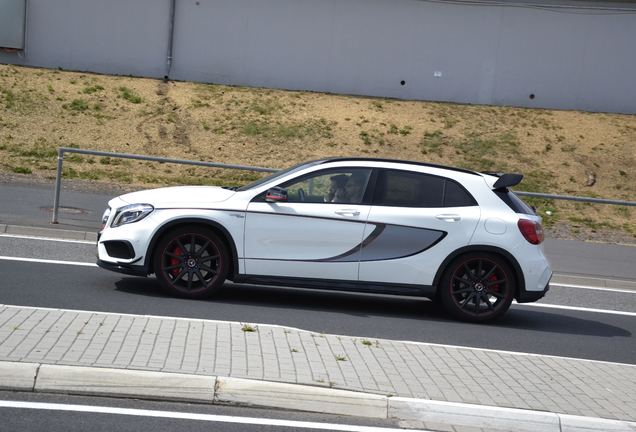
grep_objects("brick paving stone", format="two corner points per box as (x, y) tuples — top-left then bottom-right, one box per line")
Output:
(0, 305), (634, 422)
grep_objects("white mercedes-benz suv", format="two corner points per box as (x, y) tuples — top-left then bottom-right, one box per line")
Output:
(97, 158), (551, 322)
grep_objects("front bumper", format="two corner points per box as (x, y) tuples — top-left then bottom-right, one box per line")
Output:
(97, 211), (158, 274)
(96, 259), (149, 277)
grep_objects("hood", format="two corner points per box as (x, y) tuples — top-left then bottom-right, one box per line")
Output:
(112, 186), (235, 208)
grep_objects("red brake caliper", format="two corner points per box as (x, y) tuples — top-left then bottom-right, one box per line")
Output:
(488, 273), (499, 293)
(170, 247), (183, 277)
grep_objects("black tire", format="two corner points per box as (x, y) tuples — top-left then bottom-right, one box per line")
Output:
(152, 226), (229, 299)
(439, 252), (515, 323)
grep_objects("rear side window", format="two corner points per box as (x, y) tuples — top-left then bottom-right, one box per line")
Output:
(495, 190), (535, 215)
(373, 170), (476, 208)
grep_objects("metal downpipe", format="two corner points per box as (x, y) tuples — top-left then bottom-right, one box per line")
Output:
(165, 0), (176, 80)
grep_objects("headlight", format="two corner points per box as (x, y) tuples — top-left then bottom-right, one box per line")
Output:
(100, 207), (111, 230)
(111, 204), (154, 227)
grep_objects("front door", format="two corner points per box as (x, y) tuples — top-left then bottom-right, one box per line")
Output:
(244, 168), (373, 281)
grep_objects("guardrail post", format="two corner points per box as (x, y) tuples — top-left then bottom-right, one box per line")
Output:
(51, 148), (64, 224)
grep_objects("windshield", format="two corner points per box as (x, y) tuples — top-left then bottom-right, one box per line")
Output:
(236, 159), (326, 191)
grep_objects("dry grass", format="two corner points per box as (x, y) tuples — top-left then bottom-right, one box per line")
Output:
(0, 64), (634, 239)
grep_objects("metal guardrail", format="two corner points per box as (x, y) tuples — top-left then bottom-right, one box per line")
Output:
(514, 191), (635, 207)
(51, 147), (635, 224)
(51, 147), (277, 223)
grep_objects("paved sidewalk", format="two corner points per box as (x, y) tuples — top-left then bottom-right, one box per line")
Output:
(1, 304), (635, 423)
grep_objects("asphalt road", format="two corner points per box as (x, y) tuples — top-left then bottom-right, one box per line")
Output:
(1, 236), (634, 364)
(2, 181), (636, 279)
(0, 391), (406, 432)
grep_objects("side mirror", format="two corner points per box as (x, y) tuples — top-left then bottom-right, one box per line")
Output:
(265, 187), (288, 203)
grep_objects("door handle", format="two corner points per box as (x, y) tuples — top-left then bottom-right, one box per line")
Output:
(335, 209), (360, 216)
(435, 214), (461, 222)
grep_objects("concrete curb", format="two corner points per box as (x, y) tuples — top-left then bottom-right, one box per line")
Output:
(551, 273), (636, 290)
(0, 361), (39, 391)
(214, 376), (388, 419)
(0, 224), (97, 242)
(0, 360), (634, 431)
(35, 364), (216, 403)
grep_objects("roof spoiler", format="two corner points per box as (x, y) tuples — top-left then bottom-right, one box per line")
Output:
(482, 172), (524, 190)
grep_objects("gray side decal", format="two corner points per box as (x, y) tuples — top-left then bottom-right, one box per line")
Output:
(326, 224), (445, 262)
(358, 224), (444, 262)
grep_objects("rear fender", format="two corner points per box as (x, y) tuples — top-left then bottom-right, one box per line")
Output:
(432, 245), (525, 298)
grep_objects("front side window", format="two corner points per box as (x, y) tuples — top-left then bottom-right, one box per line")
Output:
(236, 159), (325, 191)
(373, 170), (476, 208)
(281, 168), (372, 204)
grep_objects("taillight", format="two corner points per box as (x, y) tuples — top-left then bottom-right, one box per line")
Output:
(517, 219), (544, 245)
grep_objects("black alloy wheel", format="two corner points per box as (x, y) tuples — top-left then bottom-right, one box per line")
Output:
(153, 226), (229, 298)
(439, 253), (515, 322)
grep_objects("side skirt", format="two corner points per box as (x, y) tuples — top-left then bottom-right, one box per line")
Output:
(232, 274), (436, 298)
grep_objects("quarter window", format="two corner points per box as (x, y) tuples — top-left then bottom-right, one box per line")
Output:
(443, 179), (477, 207)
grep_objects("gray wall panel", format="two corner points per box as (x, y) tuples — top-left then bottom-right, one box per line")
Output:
(22, 0), (170, 77)
(493, 7), (591, 109)
(171, 0), (336, 89)
(575, 16), (636, 113)
(0, 0), (26, 49)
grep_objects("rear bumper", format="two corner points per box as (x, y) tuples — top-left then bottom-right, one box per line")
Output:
(96, 259), (148, 277)
(516, 282), (550, 303)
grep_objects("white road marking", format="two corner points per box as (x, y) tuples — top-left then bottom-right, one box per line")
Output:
(0, 257), (633, 316)
(3, 234), (636, 292)
(0, 400), (427, 432)
(551, 283), (635, 294)
(0, 256), (96, 267)
(0, 234), (95, 245)
(514, 302), (636, 317)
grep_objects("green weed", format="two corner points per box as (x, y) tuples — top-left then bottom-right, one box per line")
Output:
(12, 166), (32, 174)
(65, 99), (89, 111)
(82, 85), (104, 94)
(119, 87), (142, 104)
(248, 98), (282, 116)
(241, 324), (257, 332)
(420, 130), (446, 156)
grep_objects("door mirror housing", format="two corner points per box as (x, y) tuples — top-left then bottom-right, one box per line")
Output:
(265, 187), (288, 203)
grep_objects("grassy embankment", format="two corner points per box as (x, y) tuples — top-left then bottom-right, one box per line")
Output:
(0, 64), (634, 240)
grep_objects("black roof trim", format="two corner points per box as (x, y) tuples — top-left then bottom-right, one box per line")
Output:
(320, 157), (481, 176)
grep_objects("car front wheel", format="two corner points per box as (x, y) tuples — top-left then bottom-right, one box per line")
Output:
(439, 253), (515, 322)
(153, 226), (229, 299)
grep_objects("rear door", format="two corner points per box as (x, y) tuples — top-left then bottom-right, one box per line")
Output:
(358, 169), (481, 289)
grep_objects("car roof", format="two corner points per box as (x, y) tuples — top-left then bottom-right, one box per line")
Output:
(319, 157), (481, 177)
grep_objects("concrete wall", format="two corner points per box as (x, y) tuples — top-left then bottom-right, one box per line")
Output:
(1, 0), (635, 113)
(0, 0), (27, 49)
(1, 0), (170, 77)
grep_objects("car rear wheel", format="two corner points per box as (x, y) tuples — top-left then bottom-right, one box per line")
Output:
(153, 226), (229, 299)
(439, 252), (515, 322)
